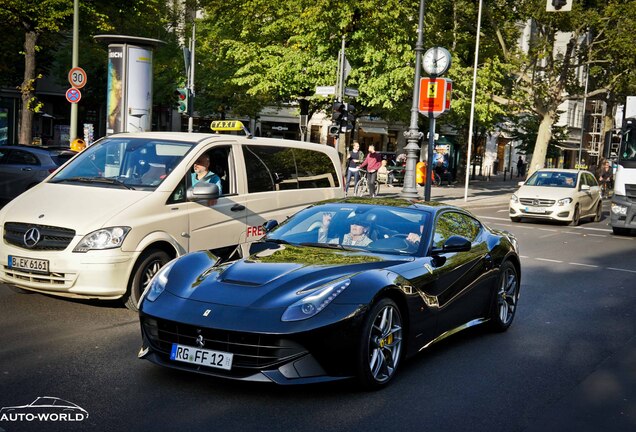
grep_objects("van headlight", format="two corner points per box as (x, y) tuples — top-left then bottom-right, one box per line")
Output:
(557, 197), (572, 206)
(281, 278), (351, 322)
(510, 193), (518, 203)
(73, 227), (131, 252)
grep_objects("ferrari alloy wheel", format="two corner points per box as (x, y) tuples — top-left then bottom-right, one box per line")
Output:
(357, 298), (403, 389)
(490, 261), (519, 332)
(125, 249), (171, 311)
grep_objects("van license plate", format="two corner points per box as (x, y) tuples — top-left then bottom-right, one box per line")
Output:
(8, 256), (49, 273)
(170, 343), (233, 370)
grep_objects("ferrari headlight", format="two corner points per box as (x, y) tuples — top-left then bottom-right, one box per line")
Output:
(141, 259), (176, 303)
(74, 226), (131, 252)
(557, 197), (572, 206)
(281, 278), (351, 322)
(510, 193), (518, 203)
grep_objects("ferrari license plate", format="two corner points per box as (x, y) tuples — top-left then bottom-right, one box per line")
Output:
(170, 343), (233, 370)
(8, 255), (49, 273)
(525, 206), (546, 214)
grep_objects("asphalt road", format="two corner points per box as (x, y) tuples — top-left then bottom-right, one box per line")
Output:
(0, 202), (634, 432)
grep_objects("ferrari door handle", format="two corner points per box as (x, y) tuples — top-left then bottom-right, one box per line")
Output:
(231, 204), (246, 212)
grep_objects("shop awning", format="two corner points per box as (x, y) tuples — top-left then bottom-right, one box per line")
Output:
(359, 126), (388, 135)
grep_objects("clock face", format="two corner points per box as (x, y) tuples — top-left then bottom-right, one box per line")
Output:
(422, 47), (451, 76)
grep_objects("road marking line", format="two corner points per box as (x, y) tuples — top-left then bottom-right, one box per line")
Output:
(537, 228), (558, 232)
(535, 258), (563, 263)
(585, 233), (607, 238)
(568, 262), (598, 268)
(607, 267), (636, 274)
(572, 226), (612, 233)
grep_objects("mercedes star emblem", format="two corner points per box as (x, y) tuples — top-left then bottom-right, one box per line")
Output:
(23, 228), (41, 248)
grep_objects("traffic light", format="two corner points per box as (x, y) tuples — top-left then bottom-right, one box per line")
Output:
(328, 124), (340, 136)
(175, 87), (189, 114)
(332, 101), (345, 122)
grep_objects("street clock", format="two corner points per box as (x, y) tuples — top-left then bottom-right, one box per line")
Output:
(422, 47), (452, 76)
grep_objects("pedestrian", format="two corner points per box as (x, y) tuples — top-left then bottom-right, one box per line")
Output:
(344, 141), (363, 195)
(358, 145), (383, 197)
(516, 155), (524, 178)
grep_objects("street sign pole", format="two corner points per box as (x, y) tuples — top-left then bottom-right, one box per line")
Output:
(400, 0), (427, 199)
(69, 0), (79, 143)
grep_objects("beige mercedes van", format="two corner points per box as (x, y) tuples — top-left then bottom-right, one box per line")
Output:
(0, 131), (343, 309)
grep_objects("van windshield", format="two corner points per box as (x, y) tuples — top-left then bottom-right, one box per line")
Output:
(50, 138), (193, 190)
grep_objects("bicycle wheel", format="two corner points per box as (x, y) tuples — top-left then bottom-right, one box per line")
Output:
(354, 178), (368, 197)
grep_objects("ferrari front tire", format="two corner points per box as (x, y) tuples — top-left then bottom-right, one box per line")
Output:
(356, 298), (403, 390)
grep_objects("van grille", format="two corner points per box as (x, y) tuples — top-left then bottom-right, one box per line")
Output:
(625, 183), (636, 200)
(3, 222), (76, 251)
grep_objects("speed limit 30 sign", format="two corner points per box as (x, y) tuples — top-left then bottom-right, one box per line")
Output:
(68, 67), (87, 89)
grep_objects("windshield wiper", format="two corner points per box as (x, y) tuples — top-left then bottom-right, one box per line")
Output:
(52, 176), (134, 190)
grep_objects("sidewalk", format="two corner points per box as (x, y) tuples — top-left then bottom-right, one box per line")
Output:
(377, 173), (521, 209)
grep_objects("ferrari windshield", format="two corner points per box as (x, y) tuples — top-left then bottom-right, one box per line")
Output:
(50, 137), (194, 190)
(266, 204), (430, 256)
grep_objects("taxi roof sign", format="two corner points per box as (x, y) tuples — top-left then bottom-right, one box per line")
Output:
(210, 120), (252, 137)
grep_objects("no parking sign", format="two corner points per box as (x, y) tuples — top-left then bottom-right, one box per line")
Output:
(66, 87), (82, 104)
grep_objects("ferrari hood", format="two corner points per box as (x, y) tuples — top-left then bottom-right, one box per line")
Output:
(0, 182), (150, 235)
(166, 245), (411, 308)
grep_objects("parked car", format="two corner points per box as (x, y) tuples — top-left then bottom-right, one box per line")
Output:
(138, 197), (521, 389)
(0, 145), (76, 202)
(509, 168), (602, 225)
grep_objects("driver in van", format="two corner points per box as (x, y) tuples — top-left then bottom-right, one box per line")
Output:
(192, 154), (222, 194)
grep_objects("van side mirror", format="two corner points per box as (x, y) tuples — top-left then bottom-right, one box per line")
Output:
(431, 235), (472, 255)
(517, 181), (525, 187)
(187, 182), (220, 201)
(581, 184), (590, 191)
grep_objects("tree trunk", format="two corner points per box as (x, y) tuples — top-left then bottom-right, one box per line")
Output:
(19, 30), (38, 145)
(527, 111), (555, 178)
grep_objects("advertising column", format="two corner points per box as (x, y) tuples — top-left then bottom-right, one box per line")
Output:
(95, 35), (164, 135)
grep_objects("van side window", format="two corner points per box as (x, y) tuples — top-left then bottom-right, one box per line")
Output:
(295, 148), (339, 189)
(168, 175), (187, 204)
(243, 146), (297, 192)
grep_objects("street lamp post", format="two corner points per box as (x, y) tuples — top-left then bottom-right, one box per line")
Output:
(400, 0), (427, 199)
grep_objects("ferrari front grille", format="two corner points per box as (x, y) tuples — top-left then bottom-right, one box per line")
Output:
(142, 317), (307, 370)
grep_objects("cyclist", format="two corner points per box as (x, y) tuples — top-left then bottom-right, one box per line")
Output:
(358, 145), (383, 197)
(598, 160), (613, 198)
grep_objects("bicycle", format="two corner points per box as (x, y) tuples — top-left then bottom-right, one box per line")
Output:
(354, 169), (380, 197)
